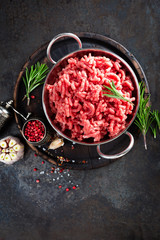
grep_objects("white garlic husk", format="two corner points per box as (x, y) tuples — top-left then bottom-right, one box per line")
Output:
(0, 136), (24, 165)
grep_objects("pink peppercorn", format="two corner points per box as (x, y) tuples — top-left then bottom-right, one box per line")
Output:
(59, 185), (62, 189)
(66, 188), (70, 192)
(34, 168), (37, 171)
(41, 161), (45, 164)
(31, 95), (35, 99)
(72, 186), (76, 190)
(36, 179), (40, 183)
(24, 120), (45, 143)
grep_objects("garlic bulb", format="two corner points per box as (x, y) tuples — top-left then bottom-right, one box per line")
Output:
(0, 136), (24, 165)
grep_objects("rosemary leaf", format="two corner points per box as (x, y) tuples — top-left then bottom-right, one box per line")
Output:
(150, 126), (157, 139)
(23, 62), (49, 106)
(152, 110), (160, 130)
(102, 81), (133, 104)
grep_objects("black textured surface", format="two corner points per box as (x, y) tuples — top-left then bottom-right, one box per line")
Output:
(0, 0), (160, 239)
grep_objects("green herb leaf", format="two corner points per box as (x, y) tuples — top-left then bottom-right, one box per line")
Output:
(152, 110), (160, 130)
(134, 82), (154, 150)
(23, 62), (49, 105)
(102, 81), (133, 104)
(150, 126), (157, 139)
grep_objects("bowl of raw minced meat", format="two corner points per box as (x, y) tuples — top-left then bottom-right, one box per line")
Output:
(42, 33), (140, 159)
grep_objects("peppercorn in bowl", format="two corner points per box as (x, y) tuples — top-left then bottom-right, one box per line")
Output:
(22, 118), (47, 146)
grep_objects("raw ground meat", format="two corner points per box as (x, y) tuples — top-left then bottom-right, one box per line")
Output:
(46, 54), (135, 142)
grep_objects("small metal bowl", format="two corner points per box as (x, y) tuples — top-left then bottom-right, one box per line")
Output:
(22, 118), (48, 146)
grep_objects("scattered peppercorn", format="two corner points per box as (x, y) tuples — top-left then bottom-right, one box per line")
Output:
(72, 186), (76, 190)
(65, 188), (70, 192)
(34, 168), (38, 171)
(34, 153), (38, 157)
(59, 185), (62, 189)
(36, 179), (40, 183)
(31, 95), (35, 99)
(51, 170), (54, 173)
(41, 161), (45, 164)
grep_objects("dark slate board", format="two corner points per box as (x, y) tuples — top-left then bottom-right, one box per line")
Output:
(13, 32), (149, 170)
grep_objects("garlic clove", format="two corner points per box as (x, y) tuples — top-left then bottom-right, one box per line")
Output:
(9, 148), (15, 153)
(4, 154), (11, 162)
(0, 141), (7, 148)
(9, 153), (17, 160)
(0, 153), (5, 160)
(13, 144), (21, 152)
(9, 139), (16, 147)
(48, 137), (64, 150)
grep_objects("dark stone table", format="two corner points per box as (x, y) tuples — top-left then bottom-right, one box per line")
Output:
(0, 0), (160, 239)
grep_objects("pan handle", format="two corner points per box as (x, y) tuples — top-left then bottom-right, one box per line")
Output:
(47, 33), (82, 65)
(96, 131), (134, 159)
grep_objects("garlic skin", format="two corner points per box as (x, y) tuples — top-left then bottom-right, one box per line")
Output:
(48, 137), (64, 150)
(0, 136), (24, 165)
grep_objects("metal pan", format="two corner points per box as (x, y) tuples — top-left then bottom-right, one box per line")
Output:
(42, 33), (140, 159)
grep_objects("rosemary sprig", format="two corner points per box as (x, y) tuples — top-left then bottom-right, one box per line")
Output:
(134, 82), (154, 150)
(152, 110), (160, 131)
(102, 81), (133, 104)
(23, 62), (49, 105)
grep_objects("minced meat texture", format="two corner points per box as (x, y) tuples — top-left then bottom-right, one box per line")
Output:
(46, 54), (135, 142)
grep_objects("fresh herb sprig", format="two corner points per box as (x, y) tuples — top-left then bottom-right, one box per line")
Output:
(134, 82), (154, 150)
(102, 81), (133, 104)
(152, 110), (160, 131)
(23, 62), (49, 106)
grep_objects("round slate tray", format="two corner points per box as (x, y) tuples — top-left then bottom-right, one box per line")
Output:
(13, 32), (149, 170)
